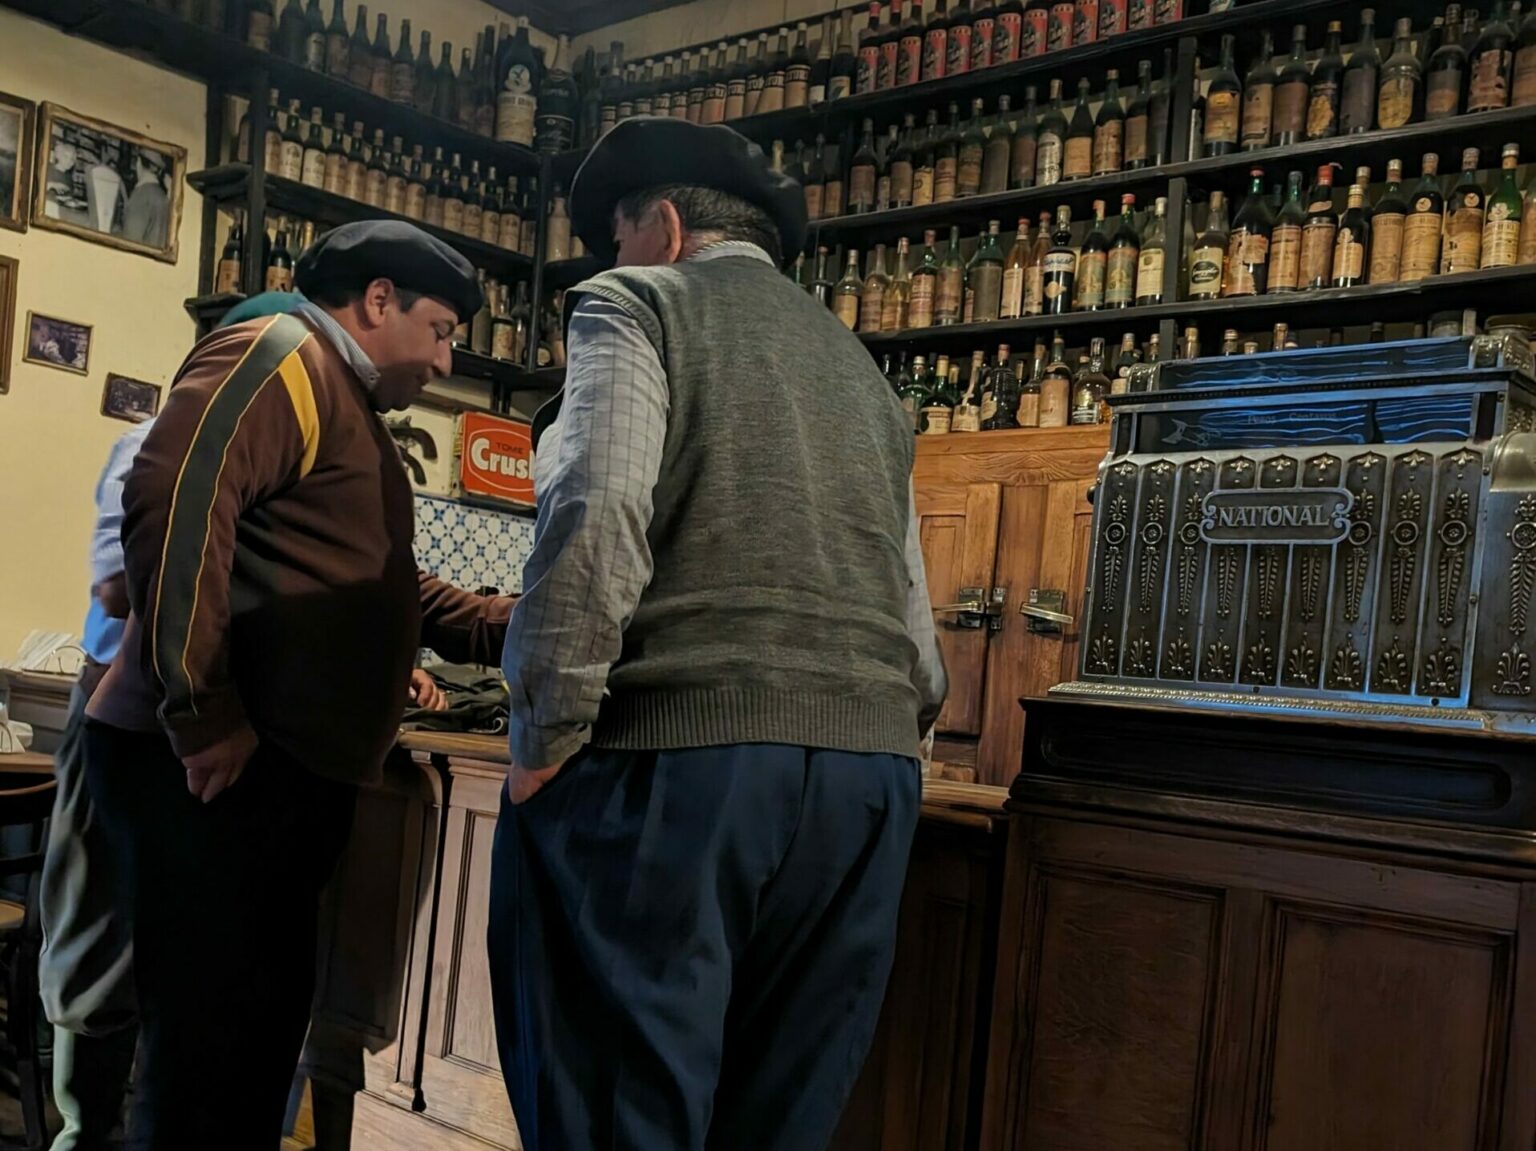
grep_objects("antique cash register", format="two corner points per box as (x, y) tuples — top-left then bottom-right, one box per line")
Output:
(1058, 332), (1536, 727)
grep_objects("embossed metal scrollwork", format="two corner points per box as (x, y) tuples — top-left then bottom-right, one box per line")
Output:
(1137, 495), (1167, 616)
(1125, 633), (1154, 677)
(1088, 633), (1119, 675)
(1255, 550), (1282, 621)
(1422, 637), (1461, 696)
(1494, 645), (1533, 697)
(1374, 637), (1410, 694)
(1507, 495), (1536, 638)
(1215, 548), (1241, 619)
(1101, 493), (1129, 609)
(1388, 490), (1424, 626)
(1243, 636), (1275, 684)
(1435, 489), (1470, 628)
(1164, 636), (1194, 679)
(1203, 640), (1234, 680)
(1328, 636), (1364, 691)
(1343, 490), (1377, 624)
(1297, 552), (1325, 624)
(1283, 643), (1319, 687)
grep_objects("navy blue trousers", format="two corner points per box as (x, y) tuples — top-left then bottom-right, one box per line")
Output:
(488, 743), (921, 1151)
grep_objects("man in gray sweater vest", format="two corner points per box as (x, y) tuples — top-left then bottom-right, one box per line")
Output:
(491, 116), (947, 1151)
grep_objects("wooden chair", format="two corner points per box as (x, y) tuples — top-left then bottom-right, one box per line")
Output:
(0, 768), (58, 1150)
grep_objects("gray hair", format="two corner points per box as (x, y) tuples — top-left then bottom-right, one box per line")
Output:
(615, 184), (783, 265)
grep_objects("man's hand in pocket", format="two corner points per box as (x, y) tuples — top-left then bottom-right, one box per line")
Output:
(183, 724), (260, 803)
(507, 761), (566, 806)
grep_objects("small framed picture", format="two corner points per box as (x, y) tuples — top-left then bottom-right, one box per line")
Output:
(0, 255), (15, 393)
(101, 373), (161, 423)
(0, 91), (33, 233)
(23, 311), (92, 375)
(31, 102), (185, 263)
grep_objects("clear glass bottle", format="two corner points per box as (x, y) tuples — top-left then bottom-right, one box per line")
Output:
(859, 243), (891, 332)
(833, 248), (864, 327)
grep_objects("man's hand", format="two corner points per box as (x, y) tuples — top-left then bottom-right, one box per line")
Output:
(94, 573), (131, 620)
(182, 724), (260, 804)
(507, 761), (566, 806)
(409, 668), (449, 711)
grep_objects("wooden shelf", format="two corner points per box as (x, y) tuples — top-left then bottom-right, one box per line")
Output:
(450, 348), (563, 391)
(187, 165), (534, 282)
(543, 254), (607, 289)
(858, 265), (1536, 349)
(22, 0), (540, 174)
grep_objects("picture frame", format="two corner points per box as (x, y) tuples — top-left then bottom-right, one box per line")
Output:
(23, 311), (92, 376)
(101, 373), (161, 423)
(0, 90), (33, 233)
(31, 102), (186, 263)
(0, 255), (15, 394)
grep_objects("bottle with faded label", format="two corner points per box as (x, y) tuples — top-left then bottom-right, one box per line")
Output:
(1012, 346), (1043, 428)
(1482, 143), (1522, 267)
(1377, 18), (1421, 127)
(1039, 336), (1072, 427)
(1273, 24), (1311, 145)
(958, 98), (987, 195)
(1400, 153), (1444, 280)
(883, 238), (913, 330)
(1041, 206), (1077, 316)
(1001, 218), (1030, 318)
(1205, 37), (1242, 157)
(1332, 183), (1369, 286)
(1125, 60), (1152, 166)
(1442, 147), (1485, 273)
(1099, 0), (1127, 38)
(1093, 69), (1125, 175)
(1105, 194), (1139, 308)
(1073, 201), (1109, 311)
(1224, 170), (1273, 296)
(968, 222), (1006, 322)
(1025, 210), (1051, 314)
(1152, 0), (1181, 23)
(859, 244), (890, 333)
(1367, 159), (1408, 284)
(936, 226), (966, 324)
(1135, 196), (1166, 305)
(1339, 9), (1380, 133)
(833, 249), (863, 329)
(1471, 0), (1515, 111)
(910, 231), (939, 327)
(1427, 4), (1469, 118)
(1036, 79), (1067, 186)
(1063, 77), (1095, 180)
(1298, 164), (1339, 287)
(970, 0), (995, 68)
(1242, 30), (1276, 150)
(933, 102), (963, 201)
(1307, 21), (1344, 139)
(1128, 0), (1151, 29)
(1267, 170), (1306, 291)
(1516, 0), (1536, 103)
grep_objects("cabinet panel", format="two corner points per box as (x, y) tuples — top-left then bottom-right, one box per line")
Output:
(1257, 907), (1508, 1151)
(1015, 869), (1221, 1151)
(917, 482), (1002, 737)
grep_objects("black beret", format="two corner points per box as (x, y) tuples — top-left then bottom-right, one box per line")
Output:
(294, 220), (483, 323)
(570, 116), (807, 268)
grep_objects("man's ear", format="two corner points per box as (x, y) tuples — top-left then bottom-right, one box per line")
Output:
(657, 200), (686, 264)
(358, 278), (394, 329)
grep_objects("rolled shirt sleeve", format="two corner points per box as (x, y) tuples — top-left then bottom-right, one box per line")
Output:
(500, 298), (668, 770)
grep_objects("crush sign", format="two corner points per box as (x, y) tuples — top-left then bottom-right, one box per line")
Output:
(457, 412), (536, 508)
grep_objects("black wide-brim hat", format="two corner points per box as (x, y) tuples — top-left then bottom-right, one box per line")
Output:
(569, 116), (808, 268)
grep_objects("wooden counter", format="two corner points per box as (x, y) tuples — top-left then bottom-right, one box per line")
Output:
(308, 732), (1011, 1151)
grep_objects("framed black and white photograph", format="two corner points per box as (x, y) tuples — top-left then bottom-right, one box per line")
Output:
(0, 91), (33, 233)
(0, 256), (16, 393)
(23, 311), (91, 375)
(101, 373), (161, 423)
(31, 103), (185, 262)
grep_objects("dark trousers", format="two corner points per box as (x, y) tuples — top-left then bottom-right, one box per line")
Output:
(488, 743), (921, 1151)
(83, 721), (356, 1151)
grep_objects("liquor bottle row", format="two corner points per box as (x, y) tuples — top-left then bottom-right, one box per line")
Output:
(1194, 3), (1536, 157)
(233, 91), (591, 260)
(1184, 146), (1536, 301)
(213, 212), (311, 293)
(795, 196), (1171, 331)
(457, 276), (538, 365)
(886, 330), (1155, 433)
(593, 0), (1199, 140)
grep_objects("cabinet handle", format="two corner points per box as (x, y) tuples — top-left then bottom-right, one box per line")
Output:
(1019, 603), (1074, 626)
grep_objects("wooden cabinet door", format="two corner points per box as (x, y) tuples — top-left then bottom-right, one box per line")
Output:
(916, 482), (1003, 738)
(975, 477), (1096, 786)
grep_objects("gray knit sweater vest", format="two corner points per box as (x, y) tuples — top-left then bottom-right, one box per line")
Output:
(573, 253), (923, 757)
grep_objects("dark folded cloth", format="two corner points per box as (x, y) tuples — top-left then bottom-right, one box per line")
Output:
(399, 665), (509, 734)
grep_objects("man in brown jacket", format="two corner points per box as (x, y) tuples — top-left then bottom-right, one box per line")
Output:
(84, 222), (502, 1148)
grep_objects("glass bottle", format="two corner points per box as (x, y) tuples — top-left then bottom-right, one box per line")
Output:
(302, 0), (326, 70)
(897, 354), (926, 431)
(1042, 206), (1076, 315)
(247, 0), (276, 51)
(749, 33), (771, 112)
(850, 119), (879, 213)
(983, 95), (1014, 195)
(833, 248), (864, 327)
(1299, 163), (1339, 289)
(299, 107), (326, 189)
(1340, 9), (1380, 133)
(389, 17), (415, 104)
(266, 222), (294, 291)
(785, 22), (812, 107)
(1470, 0), (1516, 111)
(1001, 217), (1030, 318)
(1241, 30), (1276, 151)
(947, 0), (975, 73)
(967, 221), (1006, 322)
(811, 246), (835, 308)
(1039, 334), (1072, 427)
(1378, 17), (1421, 127)
(913, 109), (939, 206)
(1063, 77), (1095, 181)
(414, 30), (437, 114)
(1008, 86), (1039, 190)
(1074, 200), (1110, 311)
(891, 117), (917, 207)
(1112, 332), (1139, 395)
(1024, 210), (1051, 316)
(1036, 78), (1067, 186)
(1307, 21), (1344, 139)
(1401, 153), (1445, 281)
(1268, 170), (1307, 291)
(1014, 342), (1044, 428)
(369, 12), (393, 99)
(1071, 338), (1111, 425)
(977, 346), (1010, 429)
(1094, 68), (1125, 175)
(1105, 194), (1139, 309)
(1482, 143), (1522, 267)
(343, 124), (368, 203)
(1148, 46), (1175, 165)
(831, 9), (859, 99)
(953, 356), (984, 434)
(1332, 182), (1370, 286)
(1442, 147), (1486, 274)
(1204, 34), (1241, 156)
(884, 237), (914, 331)
(1368, 159), (1408, 284)
(1516, 0), (1536, 104)
(1135, 195), (1167, 305)
(1274, 24), (1311, 146)
(958, 98), (987, 196)
(859, 244), (891, 332)
(910, 229), (940, 327)
(278, 99), (305, 182)
(1427, 4), (1469, 118)
(1518, 158), (1536, 263)
(934, 102), (963, 202)
(1187, 191), (1227, 299)
(919, 354), (955, 435)
(546, 191), (572, 261)
(216, 212), (244, 294)
(936, 226), (966, 324)
(1225, 170), (1273, 296)
(278, 0), (307, 61)
(1125, 61), (1153, 168)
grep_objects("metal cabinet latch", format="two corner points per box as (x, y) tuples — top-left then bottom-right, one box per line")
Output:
(933, 587), (1008, 631)
(1020, 589), (1074, 635)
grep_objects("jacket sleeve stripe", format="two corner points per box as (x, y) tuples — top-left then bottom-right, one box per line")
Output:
(276, 347), (321, 479)
(149, 315), (314, 715)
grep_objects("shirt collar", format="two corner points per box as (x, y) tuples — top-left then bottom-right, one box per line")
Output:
(686, 240), (774, 266)
(292, 301), (382, 391)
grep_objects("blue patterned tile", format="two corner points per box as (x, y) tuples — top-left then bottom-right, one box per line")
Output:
(414, 494), (535, 594)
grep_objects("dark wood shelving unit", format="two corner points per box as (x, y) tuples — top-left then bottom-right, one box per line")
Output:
(857, 266), (1536, 351)
(544, 255), (606, 289)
